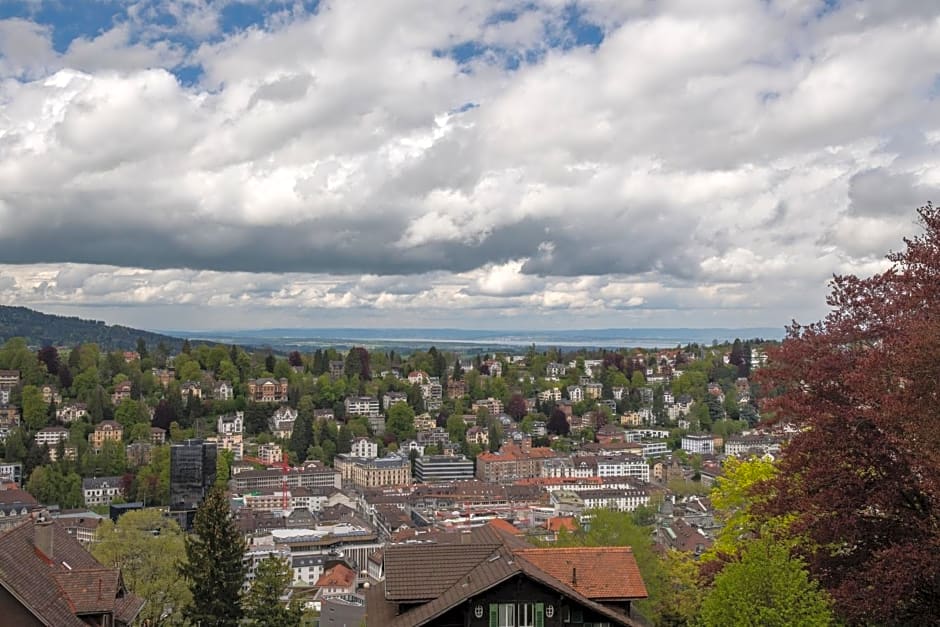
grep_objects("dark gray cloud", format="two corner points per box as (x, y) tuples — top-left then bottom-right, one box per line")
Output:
(847, 168), (938, 217)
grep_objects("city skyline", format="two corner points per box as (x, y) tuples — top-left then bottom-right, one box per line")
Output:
(1, 1), (937, 331)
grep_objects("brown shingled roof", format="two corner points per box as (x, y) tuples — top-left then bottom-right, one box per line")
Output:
(0, 516), (144, 626)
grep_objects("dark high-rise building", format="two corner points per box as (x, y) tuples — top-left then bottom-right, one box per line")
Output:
(170, 439), (217, 528)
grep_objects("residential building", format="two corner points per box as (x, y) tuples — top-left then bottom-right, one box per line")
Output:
(367, 522), (647, 627)
(414, 455), (475, 483)
(567, 385), (584, 402)
(82, 476), (125, 507)
(724, 434), (782, 458)
(329, 360), (346, 378)
(350, 437), (378, 459)
(476, 443), (558, 484)
(0, 462), (23, 485)
(89, 420), (123, 450)
(345, 396), (381, 418)
(111, 381), (132, 405)
(247, 377), (289, 403)
(40, 384), (61, 405)
(57, 403), (88, 423)
(580, 487), (651, 513)
(545, 362), (566, 379)
(316, 562), (358, 599)
(383, 392), (407, 410)
(259, 442), (283, 465)
(0, 482), (38, 530)
(0, 512), (144, 625)
(217, 411), (244, 435)
(471, 397), (503, 417)
(420, 379), (443, 411)
(180, 381), (202, 403)
(35, 426), (69, 448)
(408, 371), (428, 385)
(584, 382), (604, 400)
(681, 434), (715, 455)
(150, 427), (166, 445)
(270, 406), (298, 439)
(213, 380), (234, 401)
(152, 368), (175, 387)
(447, 379), (467, 398)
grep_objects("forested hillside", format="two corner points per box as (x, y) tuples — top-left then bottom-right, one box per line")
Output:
(0, 306), (185, 350)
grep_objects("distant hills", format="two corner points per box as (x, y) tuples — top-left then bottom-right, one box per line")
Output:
(0, 306), (187, 350)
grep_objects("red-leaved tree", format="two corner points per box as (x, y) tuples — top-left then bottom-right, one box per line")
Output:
(757, 204), (940, 625)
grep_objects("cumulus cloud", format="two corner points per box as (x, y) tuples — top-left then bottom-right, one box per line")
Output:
(0, 0), (937, 328)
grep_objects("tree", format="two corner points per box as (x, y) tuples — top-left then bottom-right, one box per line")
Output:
(242, 555), (303, 626)
(287, 350), (303, 368)
(699, 537), (834, 627)
(289, 412), (312, 463)
(20, 385), (47, 431)
(506, 393), (527, 421)
(547, 407), (570, 435)
(92, 508), (191, 626)
(386, 403), (416, 442)
(756, 204), (940, 625)
(344, 346), (371, 380)
(37, 345), (59, 375)
(180, 486), (247, 627)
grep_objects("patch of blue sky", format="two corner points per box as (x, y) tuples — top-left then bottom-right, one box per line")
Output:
(0, 0), (124, 53)
(435, 3), (603, 72)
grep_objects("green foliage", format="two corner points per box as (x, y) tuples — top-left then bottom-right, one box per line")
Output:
(699, 538), (834, 627)
(0, 307), (186, 350)
(134, 445), (171, 506)
(386, 403), (416, 442)
(92, 508), (191, 626)
(26, 465), (83, 508)
(554, 509), (665, 624)
(706, 457), (780, 559)
(243, 555), (303, 626)
(180, 486), (248, 627)
(20, 385), (47, 431)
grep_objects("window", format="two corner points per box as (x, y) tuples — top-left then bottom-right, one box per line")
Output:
(489, 603), (544, 627)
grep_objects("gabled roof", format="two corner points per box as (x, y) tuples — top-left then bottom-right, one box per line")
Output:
(315, 563), (356, 589)
(371, 522), (645, 627)
(514, 547), (648, 600)
(0, 517), (144, 626)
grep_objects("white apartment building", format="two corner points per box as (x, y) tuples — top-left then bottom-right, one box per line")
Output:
(350, 437), (378, 459)
(681, 434), (715, 455)
(345, 396), (381, 418)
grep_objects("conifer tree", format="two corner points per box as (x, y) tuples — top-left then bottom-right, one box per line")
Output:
(180, 485), (247, 626)
(243, 555), (303, 626)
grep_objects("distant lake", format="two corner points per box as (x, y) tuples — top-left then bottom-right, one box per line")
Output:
(165, 327), (784, 352)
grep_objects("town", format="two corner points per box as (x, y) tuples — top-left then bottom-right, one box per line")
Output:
(0, 334), (784, 625)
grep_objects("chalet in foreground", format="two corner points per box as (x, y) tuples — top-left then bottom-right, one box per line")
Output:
(0, 511), (144, 626)
(367, 523), (646, 626)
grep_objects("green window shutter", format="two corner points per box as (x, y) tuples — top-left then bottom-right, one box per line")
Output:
(490, 604), (498, 627)
(535, 603), (545, 627)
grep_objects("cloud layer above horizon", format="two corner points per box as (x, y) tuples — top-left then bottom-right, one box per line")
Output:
(0, 0), (937, 331)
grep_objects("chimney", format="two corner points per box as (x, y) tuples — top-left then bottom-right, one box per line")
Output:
(34, 511), (54, 559)
(571, 567), (577, 586)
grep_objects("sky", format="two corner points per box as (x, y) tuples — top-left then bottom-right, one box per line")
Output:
(0, 0), (937, 332)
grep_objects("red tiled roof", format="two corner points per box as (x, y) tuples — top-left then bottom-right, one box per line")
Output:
(315, 563), (356, 589)
(514, 547), (648, 600)
(546, 517), (578, 533)
(487, 518), (522, 535)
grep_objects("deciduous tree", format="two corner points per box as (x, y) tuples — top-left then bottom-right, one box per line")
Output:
(92, 508), (191, 626)
(758, 203), (940, 625)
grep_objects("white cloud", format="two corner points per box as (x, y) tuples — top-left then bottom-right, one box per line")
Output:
(0, 1), (936, 329)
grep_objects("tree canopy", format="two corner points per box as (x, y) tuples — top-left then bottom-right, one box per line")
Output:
(757, 203), (940, 624)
